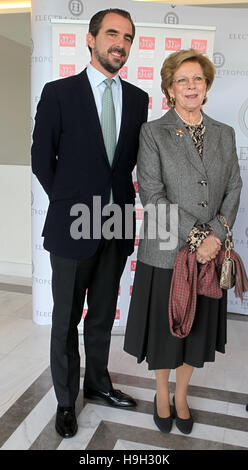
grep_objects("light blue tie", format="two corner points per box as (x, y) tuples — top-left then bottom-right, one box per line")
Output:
(101, 78), (116, 203)
(101, 78), (116, 167)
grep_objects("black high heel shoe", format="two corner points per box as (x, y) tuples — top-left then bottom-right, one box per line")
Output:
(173, 395), (194, 435)
(153, 394), (173, 433)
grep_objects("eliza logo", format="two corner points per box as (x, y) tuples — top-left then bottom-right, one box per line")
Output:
(133, 181), (139, 193)
(131, 261), (137, 272)
(162, 97), (170, 111)
(191, 39), (207, 53)
(59, 64), (75, 77)
(59, 34), (76, 47)
(165, 37), (181, 51)
(138, 67), (154, 80)
(119, 66), (128, 79)
(139, 36), (155, 50)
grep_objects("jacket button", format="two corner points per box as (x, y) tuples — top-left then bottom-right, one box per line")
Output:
(198, 180), (208, 186)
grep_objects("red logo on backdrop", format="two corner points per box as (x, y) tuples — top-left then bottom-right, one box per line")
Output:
(165, 37), (181, 51)
(136, 208), (144, 220)
(131, 261), (137, 272)
(82, 309), (87, 319)
(119, 66), (128, 79)
(138, 67), (154, 80)
(162, 97), (170, 110)
(149, 97), (152, 110)
(115, 309), (120, 320)
(139, 36), (155, 50)
(191, 39), (207, 53)
(118, 285), (121, 296)
(59, 64), (76, 77)
(59, 33), (76, 47)
(130, 285), (133, 296)
(135, 235), (139, 246)
(133, 181), (138, 193)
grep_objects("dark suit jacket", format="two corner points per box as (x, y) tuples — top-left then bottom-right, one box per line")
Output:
(31, 69), (149, 259)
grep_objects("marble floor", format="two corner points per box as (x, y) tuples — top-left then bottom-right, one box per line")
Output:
(0, 276), (248, 451)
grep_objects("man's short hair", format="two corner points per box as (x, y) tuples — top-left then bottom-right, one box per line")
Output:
(88, 9), (135, 54)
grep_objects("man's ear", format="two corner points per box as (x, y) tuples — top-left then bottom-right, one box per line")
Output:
(86, 32), (95, 50)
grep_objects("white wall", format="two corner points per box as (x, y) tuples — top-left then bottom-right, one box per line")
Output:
(0, 14), (31, 276)
(0, 166), (31, 276)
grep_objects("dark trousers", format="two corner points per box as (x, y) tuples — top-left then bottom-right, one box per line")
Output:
(50, 238), (127, 407)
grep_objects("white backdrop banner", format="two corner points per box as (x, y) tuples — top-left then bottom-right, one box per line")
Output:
(31, 0), (248, 326)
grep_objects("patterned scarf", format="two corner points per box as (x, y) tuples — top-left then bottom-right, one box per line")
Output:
(184, 122), (206, 158)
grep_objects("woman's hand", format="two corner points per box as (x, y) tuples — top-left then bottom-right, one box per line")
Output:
(196, 233), (222, 264)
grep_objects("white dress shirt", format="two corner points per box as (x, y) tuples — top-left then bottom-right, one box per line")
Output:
(86, 62), (122, 142)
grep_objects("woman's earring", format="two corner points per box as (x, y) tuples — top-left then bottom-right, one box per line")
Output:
(169, 96), (176, 108)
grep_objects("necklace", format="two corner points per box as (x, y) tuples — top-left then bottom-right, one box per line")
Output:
(174, 108), (203, 126)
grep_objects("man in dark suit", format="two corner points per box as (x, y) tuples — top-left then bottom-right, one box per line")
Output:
(31, 8), (149, 438)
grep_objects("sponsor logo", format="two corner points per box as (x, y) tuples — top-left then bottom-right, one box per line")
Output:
(135, 235), (139, 246)
(240, 147), (248, 160)
(191, 39), (207, 53)
(119, 66), (128, 80)
(229, 33), (248, 40)
(238, 98), (248, 138)
(139, 36), (155, 50)
(138, 67), (154, 80)
(131, 261), (137, 272)
(148, 97), (152, 110)
(213, 52), (225, 68)
(162, 97), (170, 111)
(115, 309), (120, 320)
(164, 12), (179, 25)
(136, 208), (144, 220)
(59, 64), (76, 77)
(68, 0), (84, 16)
(133, 181), (139, 193)
(165, 37), (181, 51)
(130, 285), (133, 296)
(82, 308), (87, 319)
(59, 33), (76, 47)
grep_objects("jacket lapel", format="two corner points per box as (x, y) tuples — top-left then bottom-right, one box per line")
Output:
(76, 69), (110, 167)
(163, 109), (207, 178)
(201, 112), (221, 172)
(112, 78), (130, 169)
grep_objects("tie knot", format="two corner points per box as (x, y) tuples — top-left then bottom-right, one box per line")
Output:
(104, 78), (114, 89)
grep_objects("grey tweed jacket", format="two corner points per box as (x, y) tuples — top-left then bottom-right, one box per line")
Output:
(137, 108), (242, 269)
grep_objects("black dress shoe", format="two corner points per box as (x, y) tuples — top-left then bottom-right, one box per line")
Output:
(173, 396), (193, 435)
(55, 406), (78, 438)
(153, 394), (173, 434)
(84, 388), (137, 408)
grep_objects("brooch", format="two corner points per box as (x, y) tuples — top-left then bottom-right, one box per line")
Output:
(175, 128), (184, 137)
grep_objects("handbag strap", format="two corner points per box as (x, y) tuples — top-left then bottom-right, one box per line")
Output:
(218, 214), (234, 258)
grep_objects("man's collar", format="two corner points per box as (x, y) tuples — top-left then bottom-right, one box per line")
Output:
(87, 62), (120, 87)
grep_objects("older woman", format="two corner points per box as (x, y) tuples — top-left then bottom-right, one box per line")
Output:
(124, 49), (242, 435)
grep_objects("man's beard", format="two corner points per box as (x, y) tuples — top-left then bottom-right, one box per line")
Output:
(94, 46), (126, 74)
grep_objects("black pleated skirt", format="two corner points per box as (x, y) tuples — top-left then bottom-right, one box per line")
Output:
(124, 260), (227, 370)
